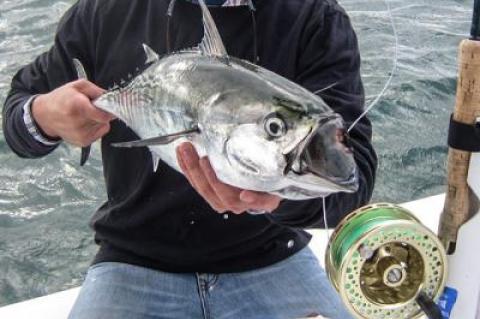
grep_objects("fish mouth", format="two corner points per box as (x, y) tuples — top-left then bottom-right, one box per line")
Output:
(283, 114), (358, 193)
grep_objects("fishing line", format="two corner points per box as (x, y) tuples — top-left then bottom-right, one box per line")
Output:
(321, 0), (397, 249)
(322, 196), (330, 242)
(347, 0), (399, 133)
(313, 82), (338, 95)
(321, 0), (397, 251)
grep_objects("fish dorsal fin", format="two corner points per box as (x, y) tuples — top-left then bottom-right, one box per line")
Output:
(197, 0), (228, 57)
(73, 58), (87, 79)
(142, 43), (160, 64)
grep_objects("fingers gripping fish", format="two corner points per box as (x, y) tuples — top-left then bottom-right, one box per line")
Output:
(74, 0), (359, 200)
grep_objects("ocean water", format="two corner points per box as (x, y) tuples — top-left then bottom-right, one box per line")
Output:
(0, 0), (473, 306)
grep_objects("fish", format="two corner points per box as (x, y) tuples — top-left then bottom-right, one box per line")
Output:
(75, 0), (358, 200)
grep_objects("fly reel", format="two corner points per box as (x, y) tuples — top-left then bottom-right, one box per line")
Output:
(325, 203), (447, 319)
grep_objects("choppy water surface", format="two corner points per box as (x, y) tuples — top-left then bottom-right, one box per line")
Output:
(0, 0), (473, 306)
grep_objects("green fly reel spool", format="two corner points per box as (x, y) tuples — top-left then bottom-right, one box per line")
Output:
(325, 203), (447, 319)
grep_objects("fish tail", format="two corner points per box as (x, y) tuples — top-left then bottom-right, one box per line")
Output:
(72, 58), (91, 166)
(73, 58), (88, 80)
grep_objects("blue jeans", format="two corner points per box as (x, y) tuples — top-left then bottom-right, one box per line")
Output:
(68, 247), (353, 319)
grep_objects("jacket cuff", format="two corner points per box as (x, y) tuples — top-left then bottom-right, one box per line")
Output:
(22, 95), (62, 146)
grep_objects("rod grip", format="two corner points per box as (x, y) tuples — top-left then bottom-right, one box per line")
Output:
(440, 40), (480, 253)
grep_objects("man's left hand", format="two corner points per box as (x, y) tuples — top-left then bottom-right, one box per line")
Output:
(176, 142), (282, 214)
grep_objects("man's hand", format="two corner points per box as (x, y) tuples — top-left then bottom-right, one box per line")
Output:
(31, 79), (114, 146)
(176, 142), (282, 214)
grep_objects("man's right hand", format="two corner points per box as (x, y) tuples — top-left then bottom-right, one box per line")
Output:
(31, 79), (114, 147)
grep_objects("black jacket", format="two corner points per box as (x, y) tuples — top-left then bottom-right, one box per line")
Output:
(3, 0), (377, 273)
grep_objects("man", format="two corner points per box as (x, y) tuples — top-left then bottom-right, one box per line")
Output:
(3, 0), (376, 318)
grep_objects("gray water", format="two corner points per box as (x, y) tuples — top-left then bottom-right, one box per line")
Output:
(0, 0), (472, 307)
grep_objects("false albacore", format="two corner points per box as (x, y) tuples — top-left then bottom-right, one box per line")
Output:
(75, 0), (358, 200)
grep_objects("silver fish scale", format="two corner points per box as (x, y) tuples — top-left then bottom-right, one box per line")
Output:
(99, 61), (196, 136)
(94, 55), (204, 170)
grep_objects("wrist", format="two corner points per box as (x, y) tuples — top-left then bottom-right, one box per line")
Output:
(31, 94), (60, 139)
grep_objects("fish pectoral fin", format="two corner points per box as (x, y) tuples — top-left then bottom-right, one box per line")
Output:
(142, 43), (160, 64)
(111, 126), (200, 148)
(196, 0), (228, 58)
(112, 137), (175, 148)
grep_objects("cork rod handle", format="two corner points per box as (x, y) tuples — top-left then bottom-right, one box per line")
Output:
(439, 40), (480, 254)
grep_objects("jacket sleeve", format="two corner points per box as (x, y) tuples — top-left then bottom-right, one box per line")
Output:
(2, 0), (95, 158)
(268, 5), (377, 229)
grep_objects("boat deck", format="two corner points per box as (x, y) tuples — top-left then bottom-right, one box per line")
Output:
(0, 194), (445, 319)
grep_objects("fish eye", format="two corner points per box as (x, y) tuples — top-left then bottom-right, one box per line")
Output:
(264, 113), (287, 138)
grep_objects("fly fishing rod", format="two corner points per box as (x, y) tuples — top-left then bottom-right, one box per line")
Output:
(324, 1), (480, 318)
(435, 0), (480, 317)
(439, 0), (480, 257)
(471, 0), (480, 41)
